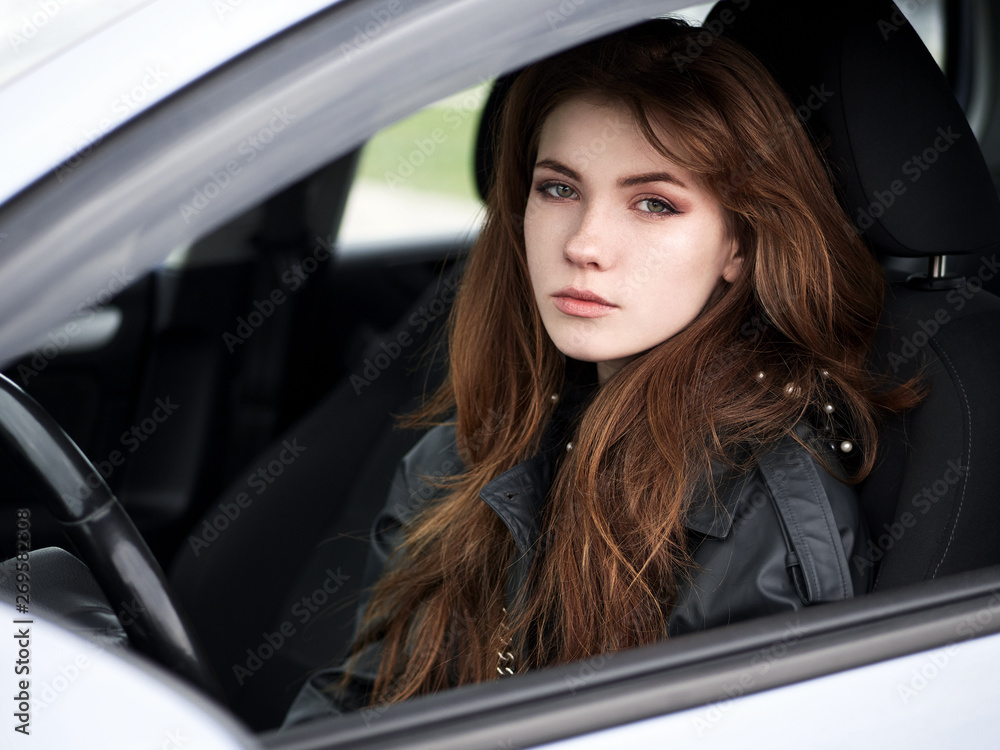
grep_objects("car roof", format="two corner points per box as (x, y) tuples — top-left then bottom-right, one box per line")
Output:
(0, 0), (346, 206)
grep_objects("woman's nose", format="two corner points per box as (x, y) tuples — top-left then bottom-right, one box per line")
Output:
(562, 204), (614, 269)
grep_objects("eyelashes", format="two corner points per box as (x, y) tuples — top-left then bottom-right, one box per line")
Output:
(537, 182), (576, 200)
(533, 180), (680, 217)
(635, 198), (679, 216)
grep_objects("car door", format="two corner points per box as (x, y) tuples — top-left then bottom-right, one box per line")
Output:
(2, 0), (1000, 747)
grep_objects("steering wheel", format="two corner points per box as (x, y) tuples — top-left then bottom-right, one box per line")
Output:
(0, 372), (223, 701)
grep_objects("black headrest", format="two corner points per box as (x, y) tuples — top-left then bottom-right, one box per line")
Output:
(474, 74), (517, 203)
(708, 0), (1000, 258)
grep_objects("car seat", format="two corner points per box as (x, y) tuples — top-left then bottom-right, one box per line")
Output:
(169, 266), (455, 728)
(169, 0), (1000, 730)
(708, 0), (1000, 587)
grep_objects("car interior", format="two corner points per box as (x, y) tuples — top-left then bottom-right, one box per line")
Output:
(1, 0), (999, 738)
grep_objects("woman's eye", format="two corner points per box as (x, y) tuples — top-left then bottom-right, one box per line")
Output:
(542, 183), (576, 199)
(637, 198), (675, 214)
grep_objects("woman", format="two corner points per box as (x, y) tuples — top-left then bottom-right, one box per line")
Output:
(284, 17), (919, 724)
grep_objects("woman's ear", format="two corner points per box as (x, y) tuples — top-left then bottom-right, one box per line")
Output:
(722, 237), (743, 283)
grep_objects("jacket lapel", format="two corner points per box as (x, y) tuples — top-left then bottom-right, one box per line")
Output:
(478, 445), (752, 630)
(479, 452), (552, 616)
(480, 453), (748, 551)
(478, 453), (551, 554)
(681, 460), (749, 539)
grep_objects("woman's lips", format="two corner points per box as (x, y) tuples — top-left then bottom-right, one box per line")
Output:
(552, 288), (616, 318)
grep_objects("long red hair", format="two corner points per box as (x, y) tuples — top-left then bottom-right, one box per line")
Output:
(343, 18), (920, 704)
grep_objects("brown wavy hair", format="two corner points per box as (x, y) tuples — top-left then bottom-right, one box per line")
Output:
(343, 17), (920, 704)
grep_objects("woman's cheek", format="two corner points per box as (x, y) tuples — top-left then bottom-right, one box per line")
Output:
(523, 201), (545, 253)
(525, 210), (562, 265)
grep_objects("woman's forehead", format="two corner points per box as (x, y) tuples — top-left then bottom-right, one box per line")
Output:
(534, 96), (701, 188)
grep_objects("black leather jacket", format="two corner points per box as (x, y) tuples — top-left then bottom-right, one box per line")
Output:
(283, 416), (870, 727)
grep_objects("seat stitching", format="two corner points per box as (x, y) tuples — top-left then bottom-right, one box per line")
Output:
(930, 343), (970, 578)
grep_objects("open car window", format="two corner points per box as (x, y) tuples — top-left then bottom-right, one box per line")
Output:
(1, 0), (1000, 748)
(339, 82), (488, 253)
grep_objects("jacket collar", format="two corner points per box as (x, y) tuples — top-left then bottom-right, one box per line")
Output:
(479, 453), (551, 555)
(479, 452), (747, 554)
(682, 461), (748, 538)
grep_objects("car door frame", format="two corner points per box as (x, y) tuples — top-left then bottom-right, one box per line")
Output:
(2, 0), (1000, 746)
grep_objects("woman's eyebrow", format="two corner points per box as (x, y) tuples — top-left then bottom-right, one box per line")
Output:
(534, 159), (581, 182)
(534, 160), (687, 190)
(617, 171), (687, 189)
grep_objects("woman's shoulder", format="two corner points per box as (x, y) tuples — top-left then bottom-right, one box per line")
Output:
(750, 423), (867, 601)
(683, 424), (852, 538)
(670, 422), (869, 635)
(378, 423), (464, 527)
(398, 422), (464, 483)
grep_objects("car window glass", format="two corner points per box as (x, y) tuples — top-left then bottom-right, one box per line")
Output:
(337, 81), (489, 253)
(900, 0), (944, 66)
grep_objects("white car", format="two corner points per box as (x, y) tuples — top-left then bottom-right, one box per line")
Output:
(1, 0), (999, 747)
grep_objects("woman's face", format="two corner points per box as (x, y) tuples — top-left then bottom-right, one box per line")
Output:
(524, 96), (742, 384)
